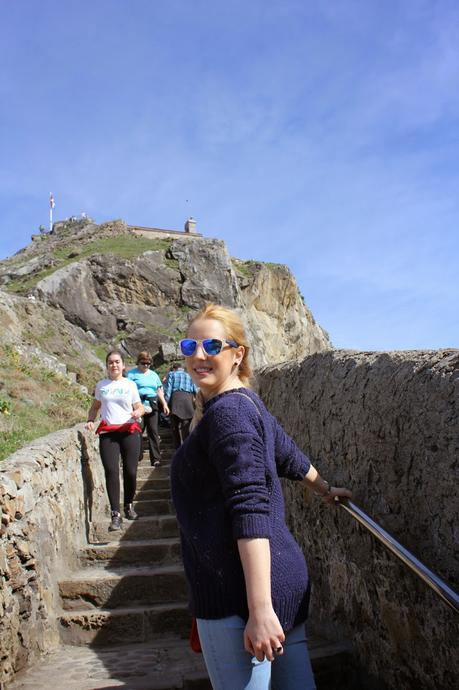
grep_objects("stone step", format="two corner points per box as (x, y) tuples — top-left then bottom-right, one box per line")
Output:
(139, 454), (172, 463)
(136, 487), (171, 500)
(139, 452), (174, 463)
(136, 476), (170, 491)
(160, 443), (175, 451)
(137, 464), (171, 479)
(80, 537), (181, 566)
(59, 564), (188, 610)
(129, 497), (175, 517)
(133, 498), (175, 516)
(91, 515), (179, 542)
(59, 602), (191, 646)
(7, 638), (209, 690)
(7, 635), (356, 689)
(139, 455), (173, 464)
(309, 637), (356, 689)
(140, 442), (174, 452)
(91, 515), (179, 544)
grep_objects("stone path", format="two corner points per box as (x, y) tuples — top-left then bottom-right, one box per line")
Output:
(7, 636), (354, 690)
(7, 427), (354, 690)
(7, 639), (208, 690)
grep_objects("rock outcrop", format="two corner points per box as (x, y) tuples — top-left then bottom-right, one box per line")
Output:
(0, 219), (330, 370)
(0, 289), (104, 388)
(258, 348), (459, 690)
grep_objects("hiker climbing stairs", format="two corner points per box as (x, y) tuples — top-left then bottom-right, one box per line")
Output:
(8, 427), (356, 690)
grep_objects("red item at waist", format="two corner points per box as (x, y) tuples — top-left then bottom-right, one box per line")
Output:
(96, 420), (142, 435)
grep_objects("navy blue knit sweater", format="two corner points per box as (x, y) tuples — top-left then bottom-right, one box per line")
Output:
(170, 388), (312, 631)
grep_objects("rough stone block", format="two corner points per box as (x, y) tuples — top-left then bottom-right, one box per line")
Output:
(16, 485), (35, 515)
(0, 477), (18, 498)
(0, 426), (107, 682)
(159, 342), (179, 362)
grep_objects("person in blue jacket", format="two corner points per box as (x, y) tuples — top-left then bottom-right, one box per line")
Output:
(171, 304), (352, 690)
(127, 351), (169, 466)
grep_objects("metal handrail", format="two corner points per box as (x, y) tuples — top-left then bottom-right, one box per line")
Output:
(337, 498), (459, 614)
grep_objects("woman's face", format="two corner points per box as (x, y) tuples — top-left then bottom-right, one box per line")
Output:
(106, 353), (124, 380)
(185, 318), (244, 400)
(137, 357), (151, 373)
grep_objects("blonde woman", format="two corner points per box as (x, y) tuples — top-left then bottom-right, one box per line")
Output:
(170, 304), (351, 690)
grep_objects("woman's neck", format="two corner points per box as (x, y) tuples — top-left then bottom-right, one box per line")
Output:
(201, 376), (244, 402)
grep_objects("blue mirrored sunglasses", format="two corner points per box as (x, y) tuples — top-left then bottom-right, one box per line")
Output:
(179, 338), (239, 357)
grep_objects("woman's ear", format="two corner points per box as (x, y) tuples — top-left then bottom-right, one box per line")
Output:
(234, 345), (245, 367)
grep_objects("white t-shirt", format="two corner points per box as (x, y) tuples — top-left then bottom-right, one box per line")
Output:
(95, 378), (141, 425)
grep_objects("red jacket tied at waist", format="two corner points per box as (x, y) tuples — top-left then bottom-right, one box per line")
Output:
(96, 420), (142, 435)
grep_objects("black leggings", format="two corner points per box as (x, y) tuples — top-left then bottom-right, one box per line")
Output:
(141, 396), (161, 464)
(99, 431), (141, 512)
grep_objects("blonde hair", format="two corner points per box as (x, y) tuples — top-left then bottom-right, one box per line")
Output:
(188, 304), (252, 429)
(188, 303), (252, 386)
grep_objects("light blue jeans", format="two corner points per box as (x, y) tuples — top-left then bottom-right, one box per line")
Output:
(196, 615), (316, 690)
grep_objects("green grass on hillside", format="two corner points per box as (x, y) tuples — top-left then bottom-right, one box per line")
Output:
(0, 344), (91, 461)
(6, 235), (173, 293)
(232, 258), (286, 278)
(54, 235), (172, 261)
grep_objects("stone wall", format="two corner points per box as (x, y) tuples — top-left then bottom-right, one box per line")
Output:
(0, 427), (106, 685)
(129, 225), (202, 239)
(258, 348), (459, 690)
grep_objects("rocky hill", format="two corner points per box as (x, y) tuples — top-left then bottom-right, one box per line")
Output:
(0, 217), (330, 458)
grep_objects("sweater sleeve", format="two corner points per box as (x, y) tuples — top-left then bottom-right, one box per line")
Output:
(271, 413), (311, 480)
(207, 399), (272, 540)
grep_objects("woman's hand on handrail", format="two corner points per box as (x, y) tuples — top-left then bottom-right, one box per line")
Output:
(303, 463), (352, 504)
(322, 486), (352, 505)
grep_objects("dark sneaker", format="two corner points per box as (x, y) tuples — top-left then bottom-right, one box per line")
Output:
(152, 459), (161, 467)
(124, 503), (138, 520)
(108, 511), (122, 531)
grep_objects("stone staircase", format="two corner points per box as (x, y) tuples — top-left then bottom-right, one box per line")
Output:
(57, 429), (208, 687)
(9, 428), (357, 690)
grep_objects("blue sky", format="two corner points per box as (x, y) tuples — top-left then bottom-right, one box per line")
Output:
(1, 0), (458, 350)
